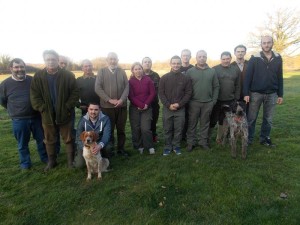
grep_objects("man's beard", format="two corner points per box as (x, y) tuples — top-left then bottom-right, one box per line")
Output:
(14, 71), (26, 80)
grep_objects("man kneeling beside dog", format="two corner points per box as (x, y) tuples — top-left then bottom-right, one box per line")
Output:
(74, 102), (111, 180)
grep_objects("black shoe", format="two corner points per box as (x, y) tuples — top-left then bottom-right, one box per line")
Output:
(260, 138), (276, 148)
(117, 149), (130, 157)
(186, 144), (194, 152)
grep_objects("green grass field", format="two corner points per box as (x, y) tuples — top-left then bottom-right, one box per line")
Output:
(0, 72), (299, 224)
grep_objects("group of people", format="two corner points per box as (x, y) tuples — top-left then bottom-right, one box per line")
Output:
(0, 35), (283, 171)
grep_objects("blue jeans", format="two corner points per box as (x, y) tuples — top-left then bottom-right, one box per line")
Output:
(12, 116), (48, 169)
(247, 92), (277, 143)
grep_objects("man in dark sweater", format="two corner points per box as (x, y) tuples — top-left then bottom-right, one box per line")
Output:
(244, 35), (283, 147)
(210, 51), (241, 144)
(0, 58), (48, 169)
(76, 59), (100, 116)
(142, 57), (160, 143)
(231, 44), (249, 101)
(158, 55), (192, 156)
(180, 49), (194, 141)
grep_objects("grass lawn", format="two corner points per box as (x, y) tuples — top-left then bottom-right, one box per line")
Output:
(0, 72), (299, 225)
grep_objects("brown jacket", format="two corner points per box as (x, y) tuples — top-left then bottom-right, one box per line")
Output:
(95, 67), (129, 108)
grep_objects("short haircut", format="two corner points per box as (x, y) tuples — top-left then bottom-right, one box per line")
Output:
(131, 62), (143, 72)
(43, 50), (59, 60)
(234, 45), (247, 52)
(142, 57), (152, 64)
(81, 59), (92, 67)
(107, 52), (118, 59)
(220, 51), (232, 58)
(181, 49), (191, 56)
(9, 58), (26, 68)
(196, 50), (207, 57)
(261, 35), (273, 43)
(170, 55), (181, 64)
(87, 102), (100, 108)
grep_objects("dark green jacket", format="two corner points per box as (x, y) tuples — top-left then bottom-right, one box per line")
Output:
(30, 68), (79, 125)
(213, 64), (241, 101)
(186, 64), (219, 104)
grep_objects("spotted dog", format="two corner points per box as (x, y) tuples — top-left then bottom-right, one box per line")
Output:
(222, 101), (248, 159)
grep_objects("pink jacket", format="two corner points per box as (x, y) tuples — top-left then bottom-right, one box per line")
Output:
(128, 75), (155, 109)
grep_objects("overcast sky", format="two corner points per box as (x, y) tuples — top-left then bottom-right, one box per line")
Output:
(0, 0), (299, 64)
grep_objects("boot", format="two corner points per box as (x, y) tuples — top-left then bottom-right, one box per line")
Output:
(66, 143), (74, 168)
(44, 144), (57, 172)
(216, 125), (223, 144)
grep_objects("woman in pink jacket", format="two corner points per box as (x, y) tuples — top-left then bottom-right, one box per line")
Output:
(128, 62), (156, 154)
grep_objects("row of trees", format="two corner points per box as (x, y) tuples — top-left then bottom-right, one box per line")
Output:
(1, 8), (299, 74)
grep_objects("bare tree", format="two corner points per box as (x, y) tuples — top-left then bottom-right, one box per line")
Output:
(0, 54), (11, 74)
(248, 8), (300, 56)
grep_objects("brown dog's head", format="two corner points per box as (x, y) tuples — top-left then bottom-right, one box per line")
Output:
(80, 131), (99, 146)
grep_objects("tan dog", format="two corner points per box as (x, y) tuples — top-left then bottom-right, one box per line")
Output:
(80, 131), (109, 180)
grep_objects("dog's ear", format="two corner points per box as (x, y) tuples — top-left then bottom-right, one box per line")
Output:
(93, 132), (99, 141)
(80, 131), (86, 141)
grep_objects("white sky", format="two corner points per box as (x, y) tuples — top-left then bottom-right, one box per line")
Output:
(0, 0), (299, 64)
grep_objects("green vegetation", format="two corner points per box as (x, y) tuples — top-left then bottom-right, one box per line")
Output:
(0, 74), (299, 225)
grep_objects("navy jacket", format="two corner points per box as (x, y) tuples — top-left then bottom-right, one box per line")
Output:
(243, 51), (283, 97)
(76, 112), (111, 151)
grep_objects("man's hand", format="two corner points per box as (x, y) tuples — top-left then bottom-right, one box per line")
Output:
(108, 99), (118, 105)
(277, 97), (283, 105)
(114, 99), (123, 107)
(169, 104), (178, 111)
(92, 144), (102, 155)
(173, 103), (179, 109)
(244, 96), (250, 104)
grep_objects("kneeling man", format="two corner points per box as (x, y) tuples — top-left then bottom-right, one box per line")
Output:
(74, 103), (111, 168)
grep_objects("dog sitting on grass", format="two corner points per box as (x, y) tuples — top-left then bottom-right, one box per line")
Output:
(80, 131), (109, 180)
(222, 101), (248, 159)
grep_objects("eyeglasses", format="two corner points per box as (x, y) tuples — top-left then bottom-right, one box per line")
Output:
(12, 66), (25, 69)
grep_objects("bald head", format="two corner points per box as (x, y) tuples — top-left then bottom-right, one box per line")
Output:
(196, 50), (207, 67)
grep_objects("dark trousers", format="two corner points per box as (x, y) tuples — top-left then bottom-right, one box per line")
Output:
(102, 107), (127, 150)
(162, 107), (185, 150)
(129, 105), (153, 149)
(150, 101), (160, 137)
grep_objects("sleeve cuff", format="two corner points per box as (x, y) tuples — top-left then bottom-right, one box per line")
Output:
(99, 142), (104, 148)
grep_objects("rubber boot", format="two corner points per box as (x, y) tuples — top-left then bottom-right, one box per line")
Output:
(44, 144), (57, 172)
(216, 125), (223, 144)
(66, 143), (74, 168)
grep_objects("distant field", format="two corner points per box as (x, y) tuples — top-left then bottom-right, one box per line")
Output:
(1, 70), (299, 83)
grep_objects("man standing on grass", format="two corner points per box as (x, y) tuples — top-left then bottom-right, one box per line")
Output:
(244, 35), (283, 147)
(76, 59), (100, 116)
(95, 52), (129, 157)
(158, 55), (192, 156)
(0, 58), (48, 169)
(30, 50), (79, 171)
(186, 50), (219, 151)
(210, 52), (241, 145)
(142, 57), (160, 143)
(180, 49), (194, 142)
(231, 44), (249, 101)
